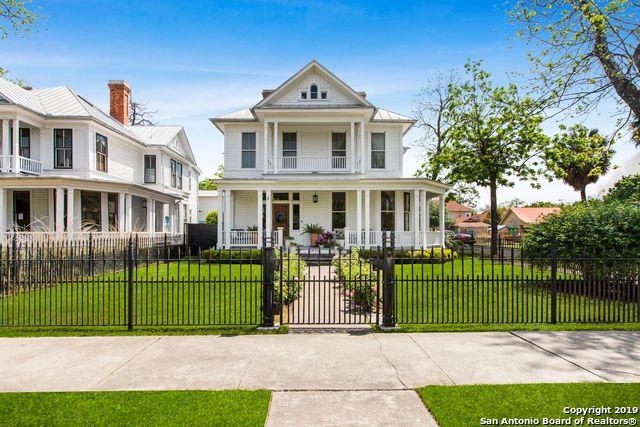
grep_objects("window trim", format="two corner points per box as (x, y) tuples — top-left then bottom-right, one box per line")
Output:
(380, 190), (395, 231)
(310, 83), (318, 99)
(241, 132), (257, 169)
(171, 159), (183, 189)
(95, 133), (108, 173)
(371, 132), (386, 169)
(144, 155), (157, 183)
(53, 128), (73, 169)
(403, 192), (411, 232)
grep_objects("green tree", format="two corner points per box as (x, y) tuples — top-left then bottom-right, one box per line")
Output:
(429, 201), (455, 230)
(1, 0), (39, 77)
(510, 0), (640, 142)
(604, 173), (640, 204)
(435, 60), (546, 254)
(544, 125), (614, 201)
(526, 201), (562, 208)
(199, 164), (224, 190)
(205, 210), (218, 225)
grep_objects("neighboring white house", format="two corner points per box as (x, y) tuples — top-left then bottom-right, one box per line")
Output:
(210, 60), (449, 249)
(198, 190), (218, 223)
(0, 78), (200, 242)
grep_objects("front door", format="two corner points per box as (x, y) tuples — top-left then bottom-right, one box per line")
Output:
(273, 204), (289, 237)
(13, 191), (30, 230)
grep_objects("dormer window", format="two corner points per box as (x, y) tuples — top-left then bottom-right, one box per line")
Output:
(310, 84), (318, 99)
(301, 91), (307, 99)
(321, 91), (327, 99)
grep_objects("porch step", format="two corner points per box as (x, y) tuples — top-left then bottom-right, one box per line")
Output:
(295, 247), (336, 265)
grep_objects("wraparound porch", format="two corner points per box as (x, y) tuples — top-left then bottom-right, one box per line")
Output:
(216, 180), (449, 249)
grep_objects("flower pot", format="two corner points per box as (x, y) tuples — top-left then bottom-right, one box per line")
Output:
(310, 233), (319, 247)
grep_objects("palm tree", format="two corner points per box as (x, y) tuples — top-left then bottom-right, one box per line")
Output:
(545, 125), (614, 201)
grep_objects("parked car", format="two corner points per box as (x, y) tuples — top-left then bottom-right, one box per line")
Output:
(454, 233), (475, 244)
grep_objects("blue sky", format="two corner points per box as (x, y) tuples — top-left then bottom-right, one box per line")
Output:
(2, 0), (637, 207)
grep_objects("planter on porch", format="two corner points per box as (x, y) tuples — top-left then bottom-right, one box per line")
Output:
(302, 223), (324, 247)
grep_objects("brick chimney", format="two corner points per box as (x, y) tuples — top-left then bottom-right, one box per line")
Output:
(108, 80), (131, 125)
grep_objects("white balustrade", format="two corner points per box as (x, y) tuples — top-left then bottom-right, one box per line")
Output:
(19, 156), (42, 174)
(272, 156), (358, 173)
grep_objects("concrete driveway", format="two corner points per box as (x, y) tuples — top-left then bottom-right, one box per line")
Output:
(1, 331), (637, 426)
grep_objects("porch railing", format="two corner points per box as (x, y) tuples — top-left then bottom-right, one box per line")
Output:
(346, 230), (444, 248)
(0, 155), (42, 175)
(2, 231), (184, 246)
(220, 229), (283, 248)
(270, 156), (360, 172)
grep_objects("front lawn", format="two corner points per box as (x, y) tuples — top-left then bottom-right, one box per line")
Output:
(418, 383), (640, 427)
(394, 259), (638, 324)
(1, 262), (263, 327)
(0, 390), (270, 426)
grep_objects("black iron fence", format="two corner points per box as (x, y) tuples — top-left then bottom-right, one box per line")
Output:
(0, 233), (638, 329)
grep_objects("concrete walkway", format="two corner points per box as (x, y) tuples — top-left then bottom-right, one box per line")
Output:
(1, 331), (638, 426)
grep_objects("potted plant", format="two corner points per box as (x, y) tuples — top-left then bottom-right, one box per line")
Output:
(302, 222), (324, 247)
(246, 225), (258, 245)
(316, 230), (335, 248)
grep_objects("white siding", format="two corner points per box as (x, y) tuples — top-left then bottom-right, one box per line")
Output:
(269, 71), (359, 107)
(30, 189), (49, 230)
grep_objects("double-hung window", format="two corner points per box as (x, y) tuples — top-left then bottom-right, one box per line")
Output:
(95, 133), (108, 172)
(371, 133), (385, 169)
(144, 155), (156, 183)
(310, 84), (318, 99)
(54, 129), (73, 169)
(331, 192), (346, 230)
(282, 132), (297, 169)
(331, 132), (347, 169)
(171, 159), (183, 189)
(241, 132), (256, 168)
(381, 191), (395, 231)
(403, 192), (411, 232)
(17, 128), (31, 158)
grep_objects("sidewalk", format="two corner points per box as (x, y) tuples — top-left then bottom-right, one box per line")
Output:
(1, 331), (638, 426)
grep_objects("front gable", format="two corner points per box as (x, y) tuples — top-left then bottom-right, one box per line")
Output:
(255, 60), (372, 109)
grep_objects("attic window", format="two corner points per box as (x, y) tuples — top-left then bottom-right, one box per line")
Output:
(310, 84), (318, 99)
(301, 91), (307, 99)
(321, 91), (327, 99)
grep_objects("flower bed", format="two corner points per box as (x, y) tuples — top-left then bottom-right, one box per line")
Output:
(332, 247), (379, 311)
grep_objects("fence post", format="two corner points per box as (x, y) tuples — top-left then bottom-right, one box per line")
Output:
(382, 231), (396, 328)
(550, 241), (558, 324)
(127, 236), (134, 331)
(262, 238), (275, 327)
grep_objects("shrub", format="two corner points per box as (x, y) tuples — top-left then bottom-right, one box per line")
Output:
(205, 210), (218, 225)
(332, 247), (379, 311)
(276, 249), (307, 304)
(356, 248), (456, 262)
(604, 173), (640, 204)
(524, 200), (640, 277)
(199, 248), (261, 261)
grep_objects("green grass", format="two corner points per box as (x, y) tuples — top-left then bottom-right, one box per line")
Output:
(394, 259), (639, 324)
(417, 383), (640, 427)
(377, 322), (640, 333)
(0, 390), (271, 426)
(1, 263), (264, 327)
(0, 325), (288, 337)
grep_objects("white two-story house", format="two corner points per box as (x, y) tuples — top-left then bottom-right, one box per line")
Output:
(0, 78), (200, 242)
(211, 60), (448, 249)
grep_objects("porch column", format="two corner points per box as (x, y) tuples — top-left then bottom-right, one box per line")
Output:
(413, 190), (420, 248)
(439, 194), (445, 248)
(66, 187), (75, 235)
(117, 193), (125, 233)
(125, 194), (132, 232)
(55, 188), (65, 234)
(364, 189), (370, 247)
(421, 191), (428, 249)
(356, 189), (362, 247)
(11, 119), (19, 174)
(216, 191), (223, 249)
(100, 192), (109, 232)
(48, 189), (55, 230)
(1, 120), (9, 172)
(256, 189), (263, 248)
(0, 189), (5, 234)
(350, 121), (355, 173)
(146, 198), (155, 234)
(273, 121), (278, 174)
(265, 189), (272, 241)
(263, 121), (269, 173)
(224, 190), (232, 248)
(359, 121), (365, 173)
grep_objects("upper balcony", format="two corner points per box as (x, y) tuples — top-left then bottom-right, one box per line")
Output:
(0, 155), (42, 175)
(267, 156), (361, 174)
